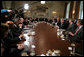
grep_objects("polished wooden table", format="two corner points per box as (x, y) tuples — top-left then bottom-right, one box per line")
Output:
(33, 22), (71, 56)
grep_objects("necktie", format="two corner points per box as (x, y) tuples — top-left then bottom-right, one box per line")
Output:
(75, 27), (80, 35)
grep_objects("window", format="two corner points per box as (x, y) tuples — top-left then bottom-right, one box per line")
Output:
(66, 2), (70, 19)
(79, 1), (83, 19)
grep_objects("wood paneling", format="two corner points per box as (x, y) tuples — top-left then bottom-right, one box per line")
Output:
(74, 1), (80, 19)
(69, 1), (74, 18)
(63, 3), (67, 18)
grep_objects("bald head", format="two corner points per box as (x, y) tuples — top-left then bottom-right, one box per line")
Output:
(6, 21), (14, 29)
(6, 21), (13, 25)
(20, 18), (24, 23)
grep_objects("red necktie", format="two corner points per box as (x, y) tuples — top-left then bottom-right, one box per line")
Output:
(75, 27), (80, 35)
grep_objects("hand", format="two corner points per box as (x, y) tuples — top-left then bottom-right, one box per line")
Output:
(19, 24), (22, 28)
(17, 44), (24, 50)
(8, 10), (12, 12)
(19, 34), (24, 38)
(21, 31), (24, 34)
(68, 32), (74, 36)
(57, 26), (59, 29)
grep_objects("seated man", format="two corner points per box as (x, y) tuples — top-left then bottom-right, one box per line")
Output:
(67, 19), (77, 33)
(44, 18), (48, 22)
(56, 17), (61, 27)
(52, 17), (56, 26)
(1, 23), (9, 56)
(6, 21), (25, 43)
(35, 18), (39, 22)
(48, 18), (53, 24)
(19, 18), (25, 28)
(68, 20), (83, 43)
(68, 20), (83, 55)
(1, 23), (25, 56)
(31, 17), (36, 23)
(59, 18), (66, 29)
(13, 21), (23, 37)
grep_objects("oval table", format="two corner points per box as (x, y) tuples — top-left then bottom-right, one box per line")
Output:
(33, 22), (71, 56)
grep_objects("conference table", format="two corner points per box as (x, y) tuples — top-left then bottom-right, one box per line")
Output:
(32, 22), (71, 56)
(19, 21), (83, 56)
(20, 22), (83, 56)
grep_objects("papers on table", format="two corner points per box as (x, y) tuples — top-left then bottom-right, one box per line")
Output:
(23, 34), (30, 46)
(24, 28), (30, 30)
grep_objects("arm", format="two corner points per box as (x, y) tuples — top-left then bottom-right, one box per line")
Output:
(69, 28), (83, 42)
(1, 9), (12, 13)
(1, 9), (8, 13)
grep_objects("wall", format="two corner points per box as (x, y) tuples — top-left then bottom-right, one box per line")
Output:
(2, 1), (66, 18)
(2, 1), (12, 9)
(64, 1), (83, 19)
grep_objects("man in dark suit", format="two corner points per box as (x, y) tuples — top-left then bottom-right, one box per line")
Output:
(1, 23), (25, 56)
(56, 17), (61, 27)
(54, 18), (57, 23)
(19, 18), (25, 29)
(68, 20), (83, 42)
(51, 17), (56, 26)
(6, 21), (25, 42)
(35, 18), (38, 22)
(68, 20), (83, 55)
(59, 18), (66, 29)
(67, 19), (77, 33)
(44, 18), (48, 22)
(31, 17), (35, 22)
(48, 18), (53, 24)
(39, 18), (42, 22)
(13, 13), (20, 19)
(19, 9), (24, 18)
(13, 21), (23, 37)
(65, 19), (69, 29)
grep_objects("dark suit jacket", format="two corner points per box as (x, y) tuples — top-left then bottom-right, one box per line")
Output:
(1, 37), (24, 56)
(1, 38), (18, 56)
(7, 29), (23, 44)
(45, 18), (48, 22)
(54, 19), (57, 23)
(12, 25), (22, 37)
(39, 18), (44, 21)
(48, 19), (53, 23)
(36, 18), (39, 22)
(31, 19), (34, 22)
(69, 26), (83, 43)
(67, 23), (77, 33)
(57, 21), (61, 27)
(59, 22), (66, 29)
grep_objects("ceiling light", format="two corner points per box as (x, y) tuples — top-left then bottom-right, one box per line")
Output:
(41, 1), (45, 4)
(52, 11), (56, 14)
(24, 4), (29, 10)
